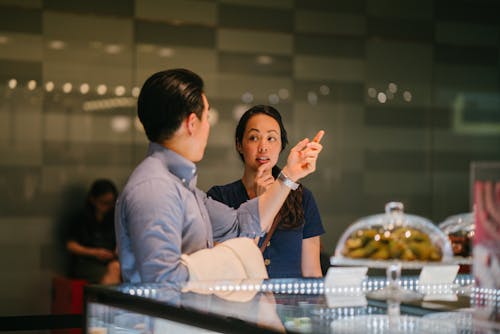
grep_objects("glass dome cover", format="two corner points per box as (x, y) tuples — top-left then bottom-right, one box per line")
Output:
(334, 202), (453, 266)
(439, 212), (474, 257)
(439, 212), (474, 235)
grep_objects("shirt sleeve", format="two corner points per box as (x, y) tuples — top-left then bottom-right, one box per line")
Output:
(302, 187), (325, 239)
(123, 178), (189, 283)
(204, 191), (262, 242)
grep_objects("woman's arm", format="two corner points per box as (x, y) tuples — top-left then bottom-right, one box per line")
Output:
(257, 131), (324, 232)
(66, 240), (115, 261)
(301, 236), (323, 277)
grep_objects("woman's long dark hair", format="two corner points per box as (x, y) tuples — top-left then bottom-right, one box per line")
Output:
(235, 105), (304, 229)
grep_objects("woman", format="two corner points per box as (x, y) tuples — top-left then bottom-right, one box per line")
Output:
(66, 179), (121, 284)
(208, 105), (325, 278)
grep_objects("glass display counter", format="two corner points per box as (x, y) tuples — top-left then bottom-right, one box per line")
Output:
(84, 275), (499, 334)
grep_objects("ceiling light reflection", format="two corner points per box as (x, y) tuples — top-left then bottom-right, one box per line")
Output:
(114, 86), (126, 96)
(377, 92), (387, 103)
(0, 36), (9, 44)
(80, 83), (90, 94)
(8, 78), (17, 89)
(256, 55), (273, 65)
(268, 93), (279, 105)
(319, 85), (330, 95)
(27, 80), (37, 90)
(278, 88), (289, 100)
(49, 40), (66, 50)
(111, 116), (131, 133)
(62, 82), (72, 93)
(96, 84), (107, 95)
(241, 92), (254, 104)
(403, 91), (412, 102)
(105, 44), (122, 54)
(45, 81), (54, 92)
(307, 91), (318, 105)
(367, 88), (377, 98)
(131, 86), (140, 98)
(388, 82), (398, 94)
(158, 48), (175, 57)
(83, 97), (136, 112)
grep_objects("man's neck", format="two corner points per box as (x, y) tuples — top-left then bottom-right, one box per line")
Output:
(159, 138), (191, 161)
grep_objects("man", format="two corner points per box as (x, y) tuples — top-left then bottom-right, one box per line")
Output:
(116, 68), (324, 283)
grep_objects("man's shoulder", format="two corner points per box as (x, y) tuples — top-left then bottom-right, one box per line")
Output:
(122, 157), (180, 196)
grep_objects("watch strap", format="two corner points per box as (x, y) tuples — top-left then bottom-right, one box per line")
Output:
(277, 170), (299, 190)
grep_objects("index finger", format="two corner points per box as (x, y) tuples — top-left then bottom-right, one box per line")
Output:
(312, 130), (325, 143)
(257, 163), (270, 176)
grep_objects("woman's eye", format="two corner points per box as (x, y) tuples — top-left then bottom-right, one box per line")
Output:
(268, 137), (277, 142)
(249, 135), (258, 141)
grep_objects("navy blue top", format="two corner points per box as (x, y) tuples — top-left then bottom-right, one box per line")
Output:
(208, 180), (325, 278)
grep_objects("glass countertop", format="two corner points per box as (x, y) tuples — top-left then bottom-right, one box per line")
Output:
(85, 276), (499, 333)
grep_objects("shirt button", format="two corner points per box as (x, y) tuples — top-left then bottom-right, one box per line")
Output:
(264, 259), (271, 266)
(181, 178), (186, 183)
(192, 169), (196, 174)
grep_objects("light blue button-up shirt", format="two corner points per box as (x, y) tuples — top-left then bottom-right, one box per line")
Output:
(115, 142), (261, 284)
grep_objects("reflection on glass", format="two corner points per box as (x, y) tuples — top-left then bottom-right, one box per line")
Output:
(403, 91), (412, 102)
(388, 82), (398, 93)
(319, 85), (330, 96)
(8, 78), (17, 89)
(62, 82), (72, 93)
(114, 86), (126, 96)
(96, 84), (107, 95)
(80, 83), (90, 95)
(377, 92), (387, 103)
(27, 80), (37, 91)
(45, 81), (54, 92)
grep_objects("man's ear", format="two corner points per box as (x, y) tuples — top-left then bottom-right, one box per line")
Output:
(185, 113), (198, 136)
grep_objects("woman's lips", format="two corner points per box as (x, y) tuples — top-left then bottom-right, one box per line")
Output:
(256, 157), (270, 164)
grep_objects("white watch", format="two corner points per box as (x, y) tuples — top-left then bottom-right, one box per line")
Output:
(277, 171), (299, 190)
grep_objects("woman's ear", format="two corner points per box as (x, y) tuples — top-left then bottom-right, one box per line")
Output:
(236, 141), (243, 154)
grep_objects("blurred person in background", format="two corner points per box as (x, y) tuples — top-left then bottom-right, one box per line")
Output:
(67, 179), (121, 284)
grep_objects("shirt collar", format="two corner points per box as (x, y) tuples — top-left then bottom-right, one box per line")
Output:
(147, 142), (198, 188)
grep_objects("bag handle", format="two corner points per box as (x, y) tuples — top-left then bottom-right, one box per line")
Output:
(259, 218), (279, 253)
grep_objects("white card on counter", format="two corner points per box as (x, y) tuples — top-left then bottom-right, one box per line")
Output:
(325, 267), (368, 288)
(325, 267), (368, 308)
(418, 265), (459, 301)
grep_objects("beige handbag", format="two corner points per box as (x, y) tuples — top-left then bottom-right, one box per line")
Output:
(180, 237), (268, 302)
